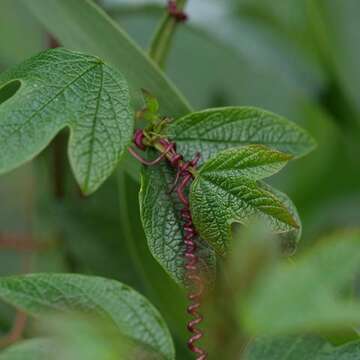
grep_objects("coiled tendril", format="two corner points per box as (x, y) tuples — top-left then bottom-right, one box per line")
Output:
(129, 129), (207, 360)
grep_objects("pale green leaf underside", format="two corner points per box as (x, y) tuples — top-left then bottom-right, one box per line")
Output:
(0, 339), (54, 360)
(190, 146), (299, 255)
(244, 335), (360, 360)
(242, 231), (360, 334)
(167, 107), (316, 163)
(0, 48), (134, 194)
(0, 274), (174, 360)
(140, 154), (216, 286)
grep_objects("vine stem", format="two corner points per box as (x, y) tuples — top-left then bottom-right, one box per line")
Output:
(129, 130), (207, 359)
(149, 0), (188, 69)
(145, 2), (208, 357)
(152, 141), (197, 177)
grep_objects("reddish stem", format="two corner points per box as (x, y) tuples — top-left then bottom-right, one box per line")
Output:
(0, 234), (39, 252)
(129, 131), (207, 359)
(0, 311), (27, 349)
(127, 142), (175, 166)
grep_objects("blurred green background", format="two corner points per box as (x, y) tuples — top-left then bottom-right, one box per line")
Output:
(0, 0), (359, 357)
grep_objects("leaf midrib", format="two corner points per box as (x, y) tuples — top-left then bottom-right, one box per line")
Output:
(83, 63), (104, 192)
(2, 61), (100, 142)
(200, 176), (298, 229)
(0, 278), (168, 359)
(200, 153), (288, 178)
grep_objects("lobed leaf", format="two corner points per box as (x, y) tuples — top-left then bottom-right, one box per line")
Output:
(0, 273), (175, 360)
(166, 107), (316, 164)
(242, 230), (360, 334)
(139, 153), (216, 286)
(0, 48), (134, 194)
(244, 335), (360, 360)
(190, 145), (299, 255)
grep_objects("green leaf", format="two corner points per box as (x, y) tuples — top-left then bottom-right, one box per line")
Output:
(192, 145), (292, 181)
(0, 339), (54, 360)
(0, 48), (134, 195)
(117, 170), (189, 341)
(166, 107), (316, 164)
(0, 317), (166, 360)
(242, 230), (360, 334)
(139, 152), (216, 285)
(0, 273), (175, 360)
(45, 314), (166, 360)
(244, 335), (360, 360)
(22, 0), (191, 118)
(190, 145), (299, 255)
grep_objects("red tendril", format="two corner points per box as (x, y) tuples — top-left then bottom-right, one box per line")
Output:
(128, 130), (207, 360)
(167, 0), (188, 23)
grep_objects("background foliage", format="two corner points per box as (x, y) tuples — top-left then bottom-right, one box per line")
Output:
(0, 0), (359, 359)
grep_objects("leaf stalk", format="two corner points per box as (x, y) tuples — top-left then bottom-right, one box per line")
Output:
(149, 0), (188, 69)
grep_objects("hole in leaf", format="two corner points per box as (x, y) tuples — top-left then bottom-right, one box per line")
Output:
(0, 80), (21, 105)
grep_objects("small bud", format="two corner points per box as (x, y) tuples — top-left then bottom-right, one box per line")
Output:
(141, 89), (159, 115)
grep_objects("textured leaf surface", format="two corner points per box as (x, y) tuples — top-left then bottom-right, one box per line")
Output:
(242, 230), (360, 334)
(140, 154), (216, 285)
(117, 170), (188, 338)
(193, 145), (292, 181)
(0, 339), (54, 360)
(244, 335), (360, 360)
(167, 107), (316, 163)
(0, 48), (133, 194)
(190, 145), (299, 254)
(0, 274), (174, 359)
